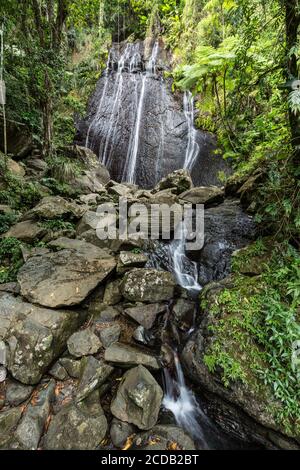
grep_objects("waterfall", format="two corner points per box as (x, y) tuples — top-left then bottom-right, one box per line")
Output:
(163, 352), (209, 448)
(122, 41), (160, 183)
(183, 91), (200, 171)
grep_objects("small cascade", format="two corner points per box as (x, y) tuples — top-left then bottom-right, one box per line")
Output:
(183, 91), (200, 172)
(122, 41), (160, 183)
(163, 352), (209, 448)
(171, 221), (201, 292)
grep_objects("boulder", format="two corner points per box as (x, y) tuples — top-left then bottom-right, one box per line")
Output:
(2, 220), (46, 243)
(117, 251), (148, 274)
(44, 390), (107, 450)
(0, 119), (32, 158)
(124, 303), (166, 329)
(18, 239), (116, 308)
(6, 380), (33, 406)
(76, 356), (114, 402)
(99, 324), (121, 348)
(105, 343), (160, 370)
(67, 329), (102, 358)
(14, 380), (55, 450)
(0, 293), (84, 384)
(7, 158), (25, 178)
(0, 407), (22, 449)
(25, 157), (48, 178)
(133, 425), (195, 450)
(59, 358), (82, 379)
(49, 362), (68, 381)
(110, 418), (136, 449)
(120, 269), (175, 302)
(23, 196), (85, 221)
(111, 365), (163, 430)
(154, 169), (193, 195)
(179, 186), (224, 206)
(103, 279), (122, 305)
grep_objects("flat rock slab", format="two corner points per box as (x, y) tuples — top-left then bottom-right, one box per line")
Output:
(179, 186), (224, 206)
(124, 303), (166, 329)
(105, 342), (160, 370)
(0, 293), (83, 384)
(2, 220), (46, 243)
(18, 238), (116, 308)
(120, 269), (175, 302)
(133, 425), (195, 450)
(117, 251), (148, 274)
(111, 365), (163, 430)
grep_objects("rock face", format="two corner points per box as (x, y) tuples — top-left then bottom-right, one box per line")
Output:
(111, 365), (163, 430)
(121, 269), (175, 302)
(75, 40), (229, 188)
(44, 390), (107, 450)
(18, 239), (116, 308)
(0, 294), (83, 384)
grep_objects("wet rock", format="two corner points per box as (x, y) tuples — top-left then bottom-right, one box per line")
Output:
(23, 196), (84, 221)
(117, 251), (148, 274)
(99, 324), (121, 348)
(133, 425), (195, 450)
(121, 269), (175, 302)
(2, 220), (46, 243)
(179, 186), (224, 206)
(76, 356), (114, 402)
(67, 329), (102, 358)
(124, 303), (166, 329)
(172, 298), (196, 327)
(0, 293), (83, 384)
(18, 239), (116, 308)
(111, 365), (163, 430)
(154, 169), (193, 195)
(105, 343), (160, 370)
(59, 358), (82, 379)
(103, 279), (122, 305)
(14, 380), (55, 450)
(132, 326), (155, 346)
(0, 407), (22, 449)
(44, 390), (107, 450)
(6, 380), (33, 406)
(49, 362), (68, 381)
(110, 418), (136, 448)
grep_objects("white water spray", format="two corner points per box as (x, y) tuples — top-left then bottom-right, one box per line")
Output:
(183, 91), (200, 171)
(163, 352), (209, 447)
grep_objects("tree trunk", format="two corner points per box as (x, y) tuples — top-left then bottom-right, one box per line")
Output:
(285, 0), (300, 165)
(41, 72), (53, 157)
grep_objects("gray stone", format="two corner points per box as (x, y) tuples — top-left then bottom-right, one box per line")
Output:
(124, 303), (166, 329)
(103, 279), (122, 305)
(14, 380), (55, 450)
(179, 186), (224, 206)
(105, 343), (160, 370)
(23, 196), (85, 221)
(76, 356), (114, 402)
(121, 269), (175, 302)
(49, 362), (68, 381)
(0, 407), (22, 449)
(2, 220), (46, 243)
(133, 425), (195, 450)
(154, 169), (193, 195)
(6, 380), (33, 406)
(99, 324), (121, 348)
(67, 329), (102, 358)
(111, 365), (163, 430)
(44, 390), (107, 450)
(0, 293), (83, 384)
(117, 251), (148, 274)
(59, 358), (82, 379)
(110, 418), (136, 449)
(93, 306), (120, 322)
(18, 239), (116, 308)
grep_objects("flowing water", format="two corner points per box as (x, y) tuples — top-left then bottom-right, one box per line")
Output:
(183, 91), (200, 171)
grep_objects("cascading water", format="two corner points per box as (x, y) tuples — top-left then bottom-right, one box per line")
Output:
(183, 91), (200, 171)
(122, 41), (159, 183)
